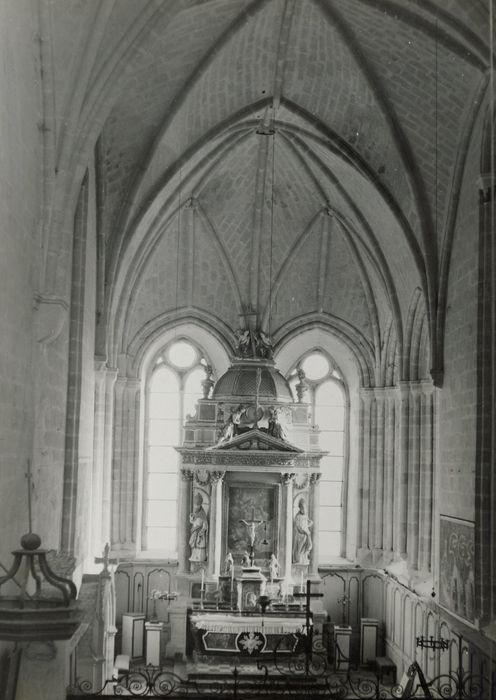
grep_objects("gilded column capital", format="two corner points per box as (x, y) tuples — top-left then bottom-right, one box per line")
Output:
(310, 472), (321, 484)
(280, 472), (295, 485)
(210, 470), (225, 483)
(180, 469), (194, 481)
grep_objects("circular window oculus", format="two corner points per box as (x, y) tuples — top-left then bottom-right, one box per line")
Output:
(167, 341), (197, 369)
(301, 353), (330, 381)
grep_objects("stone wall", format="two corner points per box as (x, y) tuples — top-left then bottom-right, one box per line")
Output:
(0, 0), (41, 557)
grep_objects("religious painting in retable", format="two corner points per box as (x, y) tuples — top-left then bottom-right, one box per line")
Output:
(227, 485), (276, 567)
(439, 516), (475, 625)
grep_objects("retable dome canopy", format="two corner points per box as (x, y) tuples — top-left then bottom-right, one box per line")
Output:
(212, 359), (293, 405)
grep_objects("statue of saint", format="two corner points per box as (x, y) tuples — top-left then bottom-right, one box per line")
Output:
(269, 553), (280, 581)
(292, 498), (313, 564)
(189, 492), (209, 562)
(224, 552), (234, 575)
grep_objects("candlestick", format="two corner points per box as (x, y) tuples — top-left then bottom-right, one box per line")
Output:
(300, 570), (304, 593)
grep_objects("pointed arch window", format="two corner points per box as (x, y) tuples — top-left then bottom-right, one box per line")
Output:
(289, 351), (347, 560)
(144, 339), (208, 553)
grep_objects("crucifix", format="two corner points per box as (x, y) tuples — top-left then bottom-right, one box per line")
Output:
(95, 543), (119, 577)
(239, 508), (264, 567)
(293, 579), (324, 673)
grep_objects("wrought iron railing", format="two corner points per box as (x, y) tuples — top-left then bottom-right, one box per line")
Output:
(68, 631), (494, 699)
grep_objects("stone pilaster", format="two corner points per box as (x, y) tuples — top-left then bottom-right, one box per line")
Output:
(178, 469), (193, 573)
(280, 473), (295, 580)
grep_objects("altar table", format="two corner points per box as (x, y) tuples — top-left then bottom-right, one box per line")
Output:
(188, 611), (307, 655)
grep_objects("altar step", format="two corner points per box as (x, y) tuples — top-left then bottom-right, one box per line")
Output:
(185, 671), (330, 698)
(185, 657), (330, 697)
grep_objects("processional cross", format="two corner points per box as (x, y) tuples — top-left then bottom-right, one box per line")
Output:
(95, 543), (119, 576)
(294, 579), (324, 673)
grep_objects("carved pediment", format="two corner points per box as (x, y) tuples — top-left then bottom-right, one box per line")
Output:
(211, 428), (303, 453)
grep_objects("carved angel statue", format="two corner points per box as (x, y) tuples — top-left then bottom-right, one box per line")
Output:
(255, 329), (273, 359)
(217, 405), (245, 444)
(234, 328), (252, 357)
(267, 406), (288, 441)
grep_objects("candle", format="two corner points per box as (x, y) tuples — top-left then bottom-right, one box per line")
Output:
(201, 569), (205, 591)
(300, 570), (304, 593)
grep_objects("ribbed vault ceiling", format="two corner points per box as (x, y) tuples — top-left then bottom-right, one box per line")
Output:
(73, 0), (491, 384)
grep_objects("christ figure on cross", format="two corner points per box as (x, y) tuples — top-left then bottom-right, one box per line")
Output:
(239, 513), (264, 547)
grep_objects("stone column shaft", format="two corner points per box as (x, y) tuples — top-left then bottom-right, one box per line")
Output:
(418, 384), (433, 571)
(92, 365), (117, 554)
(358, 390), (373, 550)
(383, 392), (395, 553)
(280, 473), (295, 580)
(475, 177), (496, 623)
(374, 391), (385, 550)
(208, 472), (224, 578)
(395, 383), (410, 556)
(367, 396), (377, 549)
(407, 385), (421, 568)
(309, 473), (321, 575)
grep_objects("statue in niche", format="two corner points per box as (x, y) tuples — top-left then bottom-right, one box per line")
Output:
(189, 492), (209, 562)
(292, 498), (313, 564)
